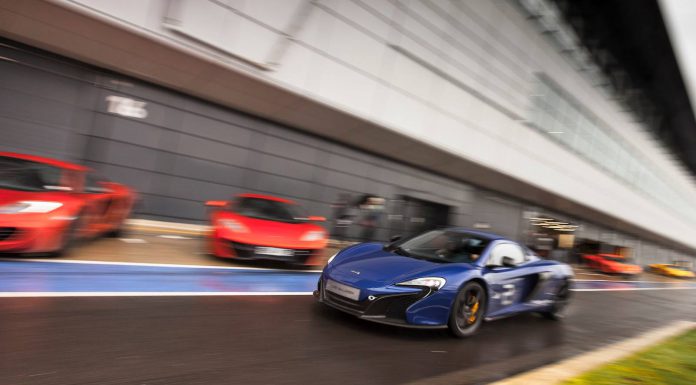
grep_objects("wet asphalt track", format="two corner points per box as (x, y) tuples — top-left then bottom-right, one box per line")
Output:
(1, 260), (695, 385)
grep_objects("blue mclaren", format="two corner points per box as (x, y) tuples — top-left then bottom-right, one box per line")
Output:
(314, 228), (574, 337)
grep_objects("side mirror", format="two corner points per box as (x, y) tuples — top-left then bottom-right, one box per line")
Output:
(502, 256), (516, 267)
(205, 200), (228, 208)
(308, 216), (326, 222)
(389, 235), (402, 243)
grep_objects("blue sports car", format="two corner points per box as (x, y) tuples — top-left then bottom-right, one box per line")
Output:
(314, 228), (573, 337)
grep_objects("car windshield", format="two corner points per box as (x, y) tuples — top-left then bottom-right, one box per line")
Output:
(388, 230), (491, 263)
(603, 255), (633, 264)
(233, 197), (305, 223)
(667, 265), (691, 271)
(0, 156), (63, 192)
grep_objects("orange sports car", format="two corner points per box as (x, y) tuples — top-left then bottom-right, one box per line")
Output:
(0, 152), (135, 255)
(648, 264), (695, 279)
(582, 253), (642, 276)
(206, 193), (328, 265)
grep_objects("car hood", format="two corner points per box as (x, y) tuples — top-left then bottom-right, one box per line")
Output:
(608, 262), (642, 273)
(217, 212), (326, 248)
(0, 188), (74, 206)
(326, 243), (465, 287)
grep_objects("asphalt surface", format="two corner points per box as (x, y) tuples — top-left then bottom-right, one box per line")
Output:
(1, 288), (695, 385)
(1, 235), (694, 385)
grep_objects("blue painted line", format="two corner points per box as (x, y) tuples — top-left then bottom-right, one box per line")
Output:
(0, 260), (320, 293)
(0, 260), (694, 295)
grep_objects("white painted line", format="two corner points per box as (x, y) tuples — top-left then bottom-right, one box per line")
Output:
(157, 235), (192, 240)
(119, 238), (147, 244)
(126, 218), (209, 233)
(0, 291), (314, 297)
(572, 279), (687, 284)
(572, 287), (696, 292)
(490, 320), (696, 385)
(0, 258), (323, 273)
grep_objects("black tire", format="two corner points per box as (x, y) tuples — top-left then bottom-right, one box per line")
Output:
(105, 226), (125, 238)
(448, 281), (486, 338)
(50, 215), (83, 257)
(542, 281), (570, 320)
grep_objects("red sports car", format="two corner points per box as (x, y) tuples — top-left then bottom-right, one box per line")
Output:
(206, 194), (328, 265)
(582, 253), (642, 276)
(0, 152), (135, 255)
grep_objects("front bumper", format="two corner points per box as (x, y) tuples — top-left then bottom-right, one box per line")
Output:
(221, 240), (323, 265)
(315, 277), (448, 329)
(0, 218), (67, 253)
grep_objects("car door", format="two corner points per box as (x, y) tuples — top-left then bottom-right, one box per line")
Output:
(482, 242), (536, 318)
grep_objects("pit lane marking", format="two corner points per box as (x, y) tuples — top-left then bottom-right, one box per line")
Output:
(572, 279), (689, 284)
(157, 235), (192, 240)
(572, 287), (696, 292)
(0, 292), (315, 297)
(119, 238), (147, 244)
(1, 258), (322, 273)
(1, 287), (695, 298)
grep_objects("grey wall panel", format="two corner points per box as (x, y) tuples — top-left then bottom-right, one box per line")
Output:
(171, 156), (246, 187)
(253, 153), (317, 181)
(167, 177), (238, 203)
(322, 171), (368, 192)
(0, 88), (77, 129)
(470, 192), (523, 239)
(86, 138), (161, 171)
(179, 113), (254, 147)
(175, 134), (251, 166)
(0, 60), (83, 103)
(261, 135), (320, 164)
(91, 114), (165, 149)
(88, 163), (159, 195)
(0, 116), (78, 160)
(252, 173), (316, 200)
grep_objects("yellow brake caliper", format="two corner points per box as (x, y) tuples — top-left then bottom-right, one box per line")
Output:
(467, 297), (479, 324)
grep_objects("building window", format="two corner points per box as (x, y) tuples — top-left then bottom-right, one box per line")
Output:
(530, 75), (696, 222)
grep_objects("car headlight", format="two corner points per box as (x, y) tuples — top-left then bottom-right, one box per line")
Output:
(0, 201), (63, 214)
(300, 230), (325, 242)
(326, 253), (338, 265)
(396, 277), (446, 290)
(219, 219), (248, 233)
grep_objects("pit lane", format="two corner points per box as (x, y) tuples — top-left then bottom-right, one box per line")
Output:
(1, 235), (695, 385)
(0, 287), (694, 385)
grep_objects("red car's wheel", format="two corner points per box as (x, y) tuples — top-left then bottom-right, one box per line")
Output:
(51, 214), (84, 257)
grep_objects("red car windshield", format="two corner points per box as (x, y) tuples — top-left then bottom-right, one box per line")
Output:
(233, 197), (305, 223)
(603, 256), (634, 264)
(0, 156), (63, 192)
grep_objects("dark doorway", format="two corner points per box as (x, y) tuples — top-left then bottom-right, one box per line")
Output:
(394, 196), (451, 238)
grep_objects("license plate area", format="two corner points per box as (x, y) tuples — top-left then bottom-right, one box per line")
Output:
(254, 247), (294, 257)
(325, 279), (360, 301)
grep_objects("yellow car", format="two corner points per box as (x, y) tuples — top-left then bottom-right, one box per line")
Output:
(648, 264), (695, 279)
